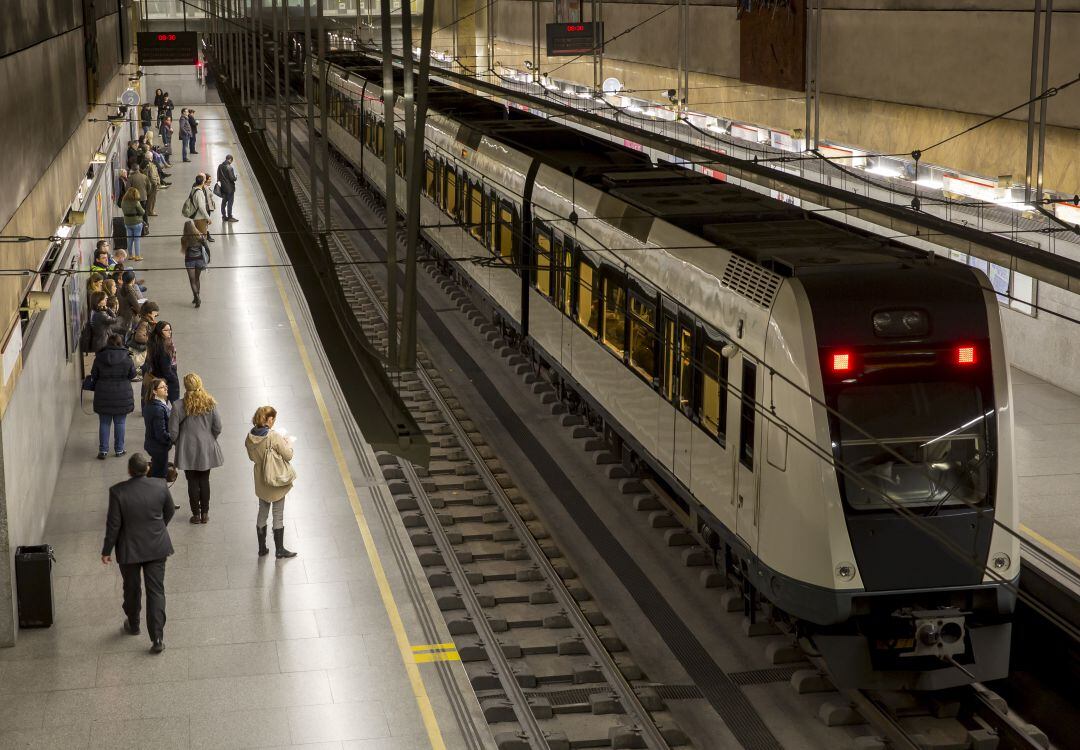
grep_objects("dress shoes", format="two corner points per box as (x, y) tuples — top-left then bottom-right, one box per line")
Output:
(150, 640), (165, 654)
(123, 620), (140, 636)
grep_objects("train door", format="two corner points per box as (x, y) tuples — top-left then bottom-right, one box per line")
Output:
(672, 315), (695, 486)
(656, 305), (678, 470)
(733, 356), (760, 548)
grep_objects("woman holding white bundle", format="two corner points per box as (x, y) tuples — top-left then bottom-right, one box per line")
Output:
(245, 405), (297, 558)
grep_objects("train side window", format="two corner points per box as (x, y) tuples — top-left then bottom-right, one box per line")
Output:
(445, 167), (459, 219)
(468, 181), (484, 241)
(423, 154), (436, 199)
(497, 202), (515, 263)
(663, 316), (676, 401)
(677, 324), (693, 409)
(375, 126), (384, 158)
(739, 361), (757, 470)
(699, 340), (728, 443)
(560, 241), (574, 314)
(534, 225), (552, 297)
(602, 274), (626, 356)
(577, 258), (600, 335)
(487, 190), (498, 253)
(628, 293), (656, 380)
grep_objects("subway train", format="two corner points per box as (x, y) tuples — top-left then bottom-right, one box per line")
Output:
(304, 53), (1019, 690)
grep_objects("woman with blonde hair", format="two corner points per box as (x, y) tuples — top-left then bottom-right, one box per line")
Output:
(120, 186), (146, 261)
(180, 220), (210, 308)
(245, 406), (297, 558)
(169, 373), (223, 524)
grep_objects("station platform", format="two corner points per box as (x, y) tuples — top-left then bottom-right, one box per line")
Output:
(1013, 367), (1080, 573)
(0, 72), (480, 749)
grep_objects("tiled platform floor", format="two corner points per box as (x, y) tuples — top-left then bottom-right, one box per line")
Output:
(0, 72), (473, 749)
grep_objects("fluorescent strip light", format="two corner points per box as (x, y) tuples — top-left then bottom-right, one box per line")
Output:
(865, 165), (903, 179)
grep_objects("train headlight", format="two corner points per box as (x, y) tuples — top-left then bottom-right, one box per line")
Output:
(872, 309), (929, 338)
(835, 562), (856, 582)
(991, 553), (1012, 572)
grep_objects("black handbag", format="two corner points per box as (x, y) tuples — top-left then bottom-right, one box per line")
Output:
(142, 220), (150, 236)
(82, 374), (95, 391)
(213, 183), (222, 198)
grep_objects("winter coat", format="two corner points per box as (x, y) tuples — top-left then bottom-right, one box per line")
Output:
(169, 402), (224, 471)
(187, 186), (210, 220)
(153, 91), (164, 109)
(145, 343), (179, 403)
(140, 106), (152, 129)
(159, 121), (172, 144)
(179, 115), (192, 138)
(142, 398), (172, 454)
(91, 346), (136, 416)
(89, 309), (118, 352)
(216, 162), (237, 196)
(245, 428), (294, 502)
(128, 169), (149, 196)
(117, 284), (142, 330)
(121, 198), (145, 227)
(189, 115), (198, 135)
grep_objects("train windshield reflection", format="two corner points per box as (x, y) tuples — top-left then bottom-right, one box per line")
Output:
(835, 382), (992, 511)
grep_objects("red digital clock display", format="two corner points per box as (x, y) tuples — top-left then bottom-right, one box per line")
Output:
(566, 24), (585, 32)
(156, 33), (178, 42)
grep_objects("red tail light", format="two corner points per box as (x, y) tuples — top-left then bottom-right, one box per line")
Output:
(831, 351), (853, 373)
(956, 346), (977, 366)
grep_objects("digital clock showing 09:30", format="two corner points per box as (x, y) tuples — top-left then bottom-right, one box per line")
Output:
(136, 31), (198, 66)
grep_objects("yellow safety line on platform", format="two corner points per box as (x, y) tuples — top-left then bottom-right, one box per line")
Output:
(261, 234), (446, 750)
(415, 651), (462, 664)
(1019, 523), (1080, 570)
(412, 642), (457, 652)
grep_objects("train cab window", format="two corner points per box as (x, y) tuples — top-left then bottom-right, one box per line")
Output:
(497, 203), (515, 263)
(602, 275), (626, 356)
(560, 242), (574, 314)
(628, 294), (656, 380)
(699, 341), (728, 442)
(468, 182), (484, 241)
(739, 361), (757, 470)
(577, 259), (600, 335)
(535, 227), (552, 297)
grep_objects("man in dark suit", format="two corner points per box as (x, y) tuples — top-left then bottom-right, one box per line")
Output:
(216, 155), (238, 222)
(101, 452), (176, 653)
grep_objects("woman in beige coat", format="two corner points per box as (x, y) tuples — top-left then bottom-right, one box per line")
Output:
(245, 405), (297, 558)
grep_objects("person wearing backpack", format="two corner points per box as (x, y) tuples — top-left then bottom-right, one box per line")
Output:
(128, 301), (159, 376)
(182, 175), (210, 231)
(180, 221), (210, 308)
(245, 406), (297, 558)
(90, 333), (137, 460)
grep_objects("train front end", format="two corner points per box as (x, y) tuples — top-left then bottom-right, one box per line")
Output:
(801, 257), (1018, 690)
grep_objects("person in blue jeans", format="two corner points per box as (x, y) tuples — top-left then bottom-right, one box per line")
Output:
(120, 187), (145, 261)
(91, 334), (137, 459)
(143, 379), (173, 479)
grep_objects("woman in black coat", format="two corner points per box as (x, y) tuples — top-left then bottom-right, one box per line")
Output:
(88, 291), (119, 353)
(145, 320), (179, 403)
(143, 378), (173, 479)
(91, 333), (136, 460)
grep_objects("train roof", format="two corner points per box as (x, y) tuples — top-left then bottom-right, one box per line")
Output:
(326, 52), (943, 281)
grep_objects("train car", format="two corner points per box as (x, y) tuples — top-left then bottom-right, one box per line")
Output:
(309, 54), (1019, 690)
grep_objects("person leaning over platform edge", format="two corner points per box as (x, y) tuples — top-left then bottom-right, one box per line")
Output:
(143, 378), (173, 480)
(91, 333), (137, 460)
(216, 155), (238, 222)
(246, 406), (297, 559)
(101, 452), (175, 654)
(169, 373), (223, 525)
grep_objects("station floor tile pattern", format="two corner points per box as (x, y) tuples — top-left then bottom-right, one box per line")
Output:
(0, 73), (468, 749)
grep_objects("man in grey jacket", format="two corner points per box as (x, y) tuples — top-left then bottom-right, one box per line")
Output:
(216, 155), (238, 222)
(101, 452), (176, 653)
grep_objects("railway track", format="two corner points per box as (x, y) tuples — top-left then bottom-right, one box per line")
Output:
(280, 141), (689, 750)
(249, 100), (1060, 750)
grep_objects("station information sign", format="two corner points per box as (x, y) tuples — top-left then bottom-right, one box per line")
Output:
(136, 31), (199, 66)
(545, 22), (604, 56)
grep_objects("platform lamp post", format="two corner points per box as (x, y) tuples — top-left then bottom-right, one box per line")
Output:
(304, 0), (319, 234)
(318, 0), (331, 233)
(399, 0), (435, 371)
(380, 0), (399, 368)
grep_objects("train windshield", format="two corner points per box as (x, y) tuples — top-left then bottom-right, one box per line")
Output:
(833, 381), (992, 512)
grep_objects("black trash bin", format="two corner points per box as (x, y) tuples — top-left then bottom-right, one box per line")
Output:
(15, 545), (55, 628)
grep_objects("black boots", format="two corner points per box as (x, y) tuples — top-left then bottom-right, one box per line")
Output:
(257, 526), (269, 556)
(273, 528), (297, 559)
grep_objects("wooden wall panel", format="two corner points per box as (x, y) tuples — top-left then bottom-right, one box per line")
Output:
(738, 0), (805, 92)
